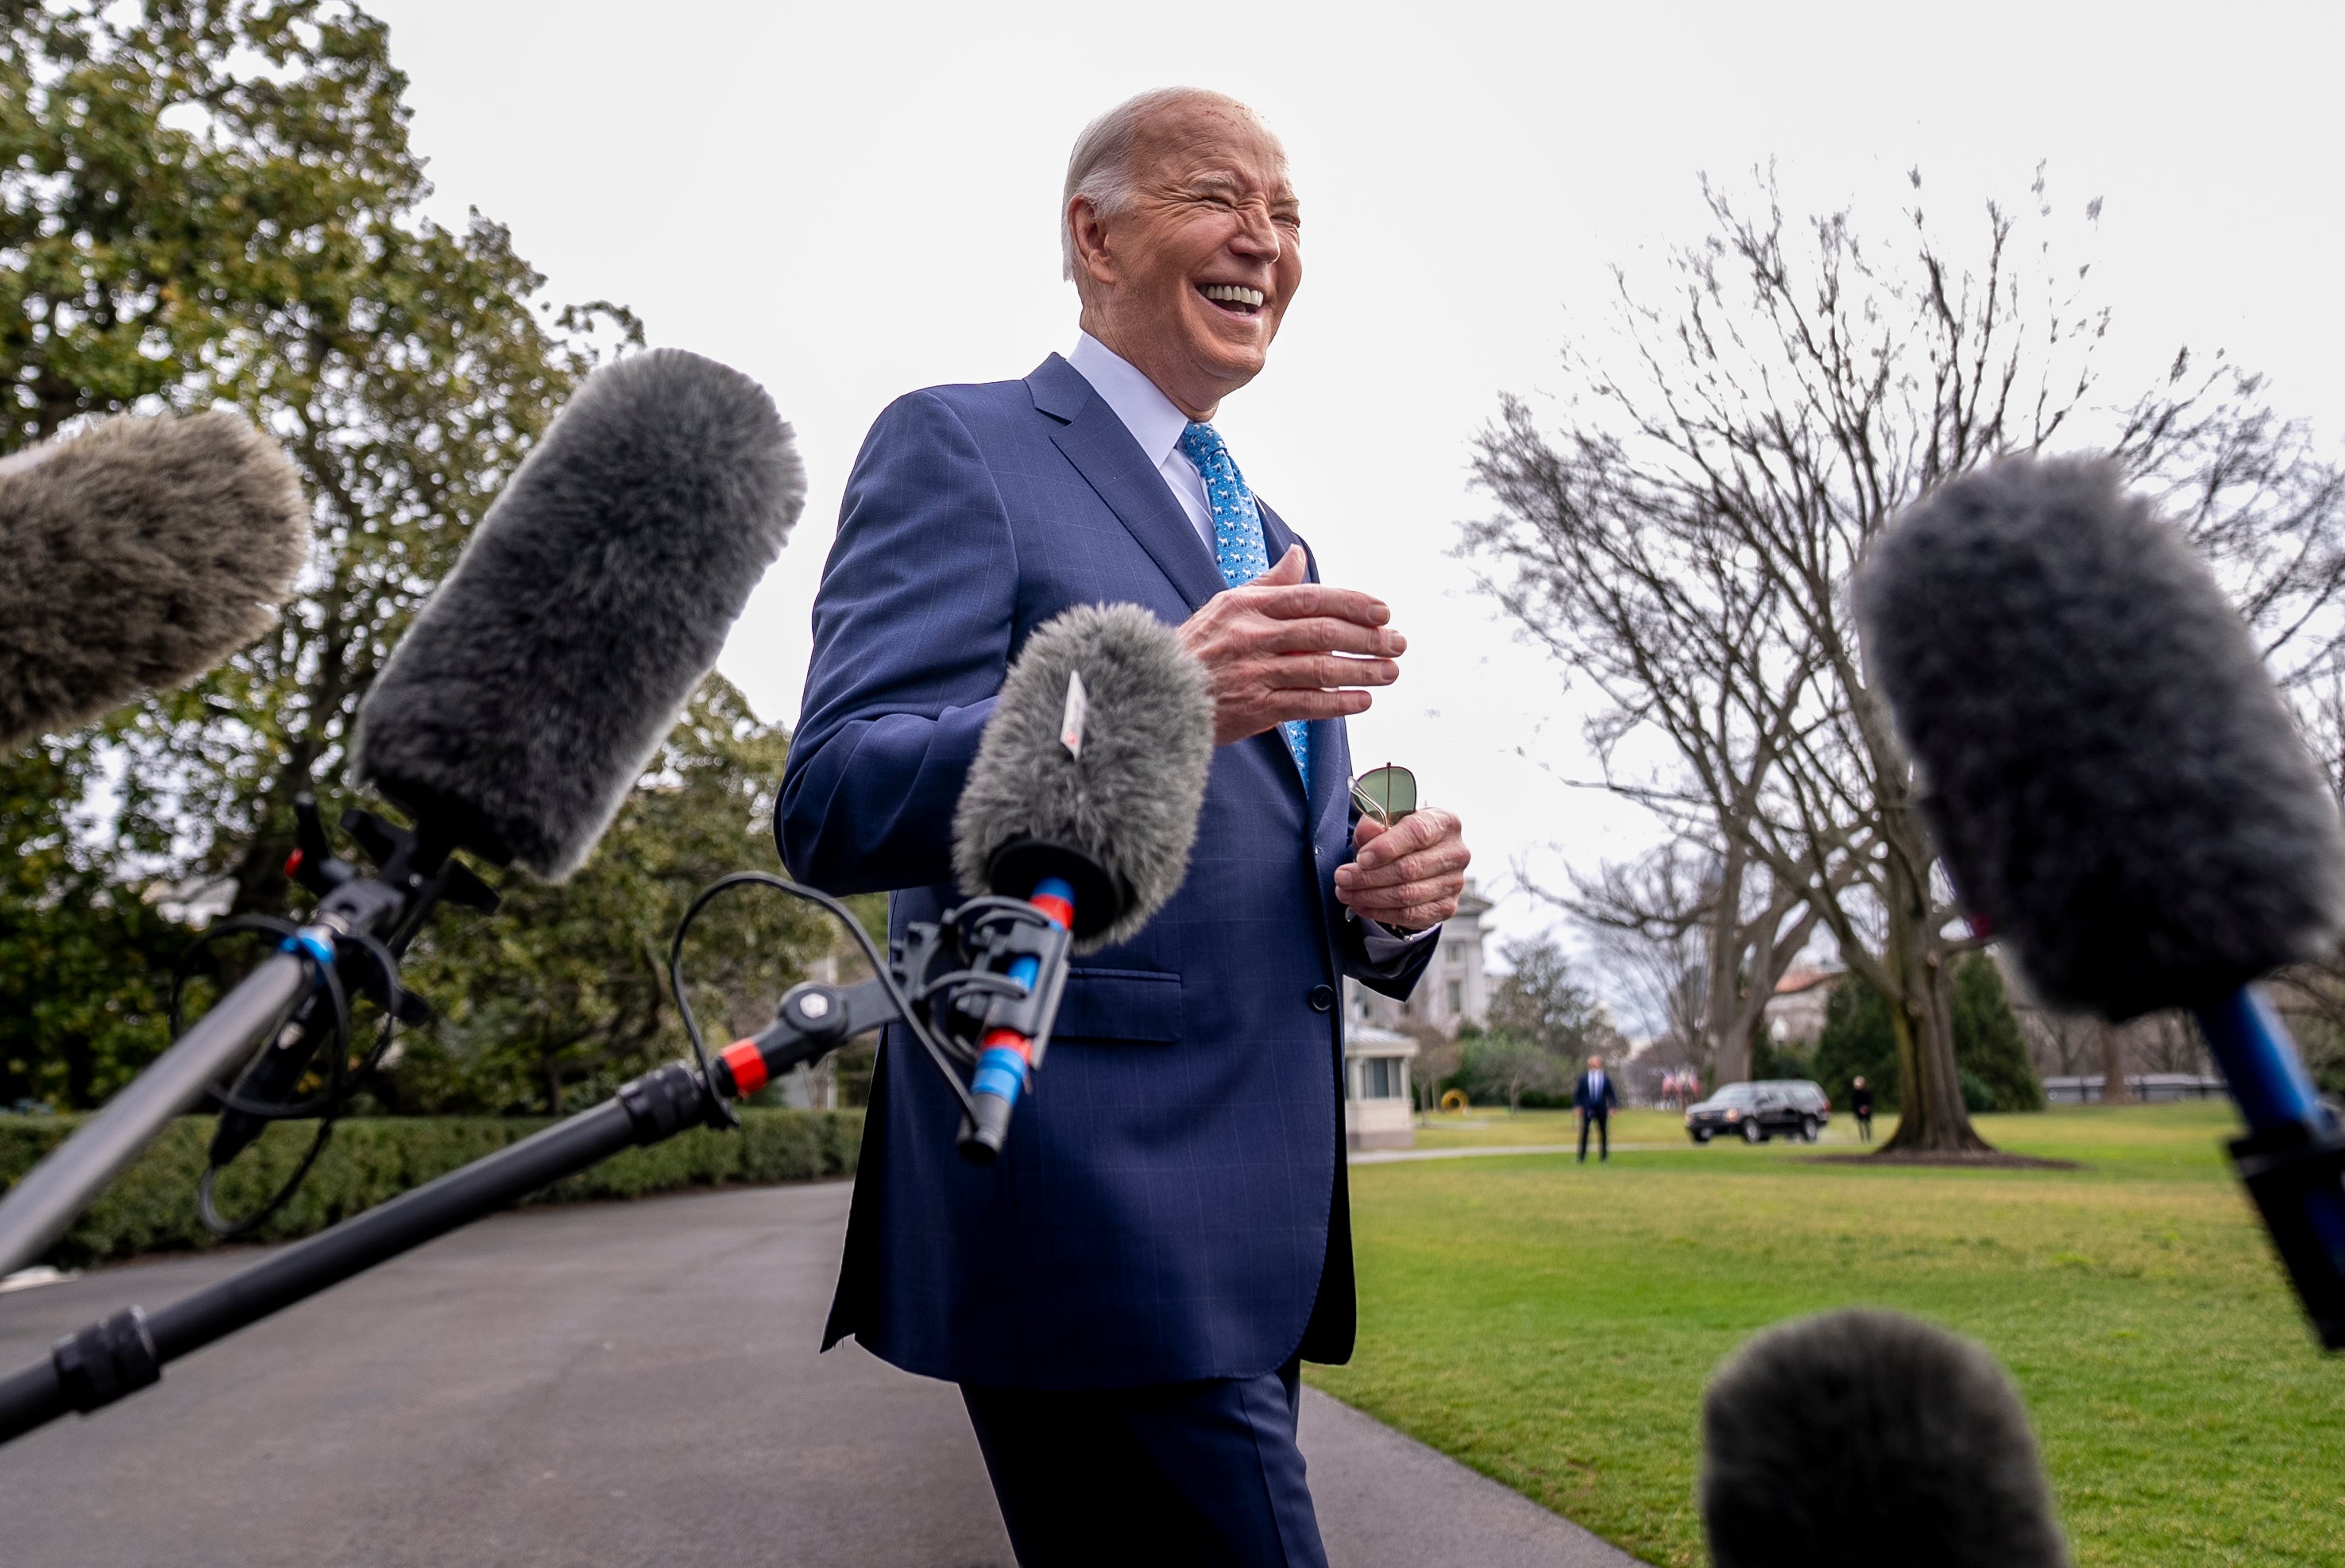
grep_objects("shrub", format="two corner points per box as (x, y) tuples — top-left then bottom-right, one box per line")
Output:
(1807, 956), (2046, 1114)
(1950, 954), (2046, 1111)
(0, 1109), (862, 1269)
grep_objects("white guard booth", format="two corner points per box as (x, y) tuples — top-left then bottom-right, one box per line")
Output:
(1343, 1021), (1418, 1151)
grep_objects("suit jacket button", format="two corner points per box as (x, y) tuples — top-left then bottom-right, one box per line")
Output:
(1308, 984), (1335, 1013)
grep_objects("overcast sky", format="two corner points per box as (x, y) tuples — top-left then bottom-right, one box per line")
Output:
(366, 0), (2343, 1013)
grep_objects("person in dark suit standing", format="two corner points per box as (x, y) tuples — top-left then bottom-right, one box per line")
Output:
(778, 87), (1472, 1567)
(1850, 1076), (1876, 1141)
(1574, 1053), (1620, 1163)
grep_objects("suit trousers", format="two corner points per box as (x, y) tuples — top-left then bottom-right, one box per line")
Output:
(960, 1359), (1328, 1567)
(1578, 1107), (1610, 1161)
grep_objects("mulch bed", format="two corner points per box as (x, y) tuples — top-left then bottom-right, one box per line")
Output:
(1802, 1150), (2080, 1170)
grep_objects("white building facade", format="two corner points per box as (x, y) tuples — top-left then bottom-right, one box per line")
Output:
(1336, 879), (1495, 1150)
(1342, 1022), (1417, 1149)
(1342, 879), (1493, 1039)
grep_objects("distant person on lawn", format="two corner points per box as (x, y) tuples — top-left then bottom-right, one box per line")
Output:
(1850, 1076), (1876, 1141)
(1573, 1053), (1619, 1163)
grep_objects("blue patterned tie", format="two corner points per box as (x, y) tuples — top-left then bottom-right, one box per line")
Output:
(1178, 421), (1309, 790)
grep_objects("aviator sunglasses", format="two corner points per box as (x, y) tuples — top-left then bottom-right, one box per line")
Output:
(1349, 764), (1418, 828)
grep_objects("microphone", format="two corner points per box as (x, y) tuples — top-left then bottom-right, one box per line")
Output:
(350, 346), (804, 879)
(1856, 452), (2345, 1346)
(0, 350), (802, 1276)
(0, 607), (1203, 1438)
(207, 348), (803, 1170)
(0, 411), (307, 748)
(946, 602), (1214, 1158)
(1702, 1309), (2069, 1568)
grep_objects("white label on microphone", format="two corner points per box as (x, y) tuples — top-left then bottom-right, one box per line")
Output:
(1060, 670), (1089, 759)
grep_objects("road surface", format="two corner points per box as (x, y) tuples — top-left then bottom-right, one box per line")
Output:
(0, 1181), (1640, 1567)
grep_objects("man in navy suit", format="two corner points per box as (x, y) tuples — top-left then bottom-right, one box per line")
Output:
(777, 87), (1472, 1566)
(1574, 1054), (1620, 1163)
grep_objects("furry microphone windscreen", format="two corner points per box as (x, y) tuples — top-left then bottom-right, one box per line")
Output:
(0, 412), (307, 750)
(1855, 453), (2345, 1021)
(1701, 1310), (2069, 1568)
(952, 603), (1214, 953)
(349, 348), (802, 880)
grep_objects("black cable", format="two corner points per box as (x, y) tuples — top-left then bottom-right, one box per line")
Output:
(172, 917), (409, 1238)
(666, 873), (979, 1122)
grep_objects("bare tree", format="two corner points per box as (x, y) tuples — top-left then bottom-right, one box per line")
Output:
(1559, 837), (1817, 1084)
(1465, 166), (2345, 1151)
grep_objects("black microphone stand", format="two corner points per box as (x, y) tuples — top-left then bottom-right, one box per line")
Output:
(0, 798), (496, 1279)
(0, 975), (894, 1445)
(0, 877), (1078, 1447)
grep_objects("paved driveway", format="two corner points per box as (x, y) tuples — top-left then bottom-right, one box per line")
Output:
(0, 1182), (1639, 1567)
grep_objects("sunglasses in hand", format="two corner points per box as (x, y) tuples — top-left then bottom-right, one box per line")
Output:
(1349, 764), (1417, 828)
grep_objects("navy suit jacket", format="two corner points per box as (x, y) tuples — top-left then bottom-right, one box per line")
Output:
(1573, 1072), (1619, 1114)
(777, 354), (1435, 1390)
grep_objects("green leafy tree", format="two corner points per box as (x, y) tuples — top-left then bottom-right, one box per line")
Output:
(2, 2), (639, 1105)
(1469, 937), (1609, 1112)
(0, 750), (187, 1108)
(1811, 979), (1900, 1111)
(1457, 1033), (1567, 1115)
(1949, 953), (2045, 1111)
(1749, 1030), (1814, 1083)
(2, 0), (636, 909)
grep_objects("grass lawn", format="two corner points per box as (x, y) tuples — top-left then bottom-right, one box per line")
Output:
(1311, 1103), (2345, 1566)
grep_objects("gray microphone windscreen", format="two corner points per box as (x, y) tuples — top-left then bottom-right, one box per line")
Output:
(952, 603), (1213, 952)
(1855, 453), (2345, 1020)
(350, 348), (802, 879)
(0, 412), (307, 749)
(1702, 1310), (2069, 1568)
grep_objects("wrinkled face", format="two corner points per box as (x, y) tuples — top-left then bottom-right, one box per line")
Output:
(1072, 102), (1301, 419)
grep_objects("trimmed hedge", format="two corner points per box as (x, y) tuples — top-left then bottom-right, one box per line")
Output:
(0, 1108), (863, 1269)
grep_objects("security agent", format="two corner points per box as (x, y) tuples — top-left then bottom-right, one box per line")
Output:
(1574, 1053), (1619, 1162)
(778, 87), (1473, 1566)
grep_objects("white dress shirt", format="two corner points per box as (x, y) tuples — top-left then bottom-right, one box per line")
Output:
(1065, 332), (1436, 963)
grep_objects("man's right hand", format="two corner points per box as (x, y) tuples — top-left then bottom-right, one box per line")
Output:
(1176, 545), (1403, 747)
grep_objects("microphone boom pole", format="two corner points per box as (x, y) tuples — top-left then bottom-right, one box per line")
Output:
(0, 597), (1215, 1443)
(0, 346), (804, 1276)
(0, 955), (308, 1277)
(0, 812), (495, 1280)
(0, 971), (898, 1446)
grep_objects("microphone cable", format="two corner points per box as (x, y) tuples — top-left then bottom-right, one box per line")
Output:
(165, 870), (1041, 1242)
(165, 915), (408, 1238)
(664, 873), (980, 1128)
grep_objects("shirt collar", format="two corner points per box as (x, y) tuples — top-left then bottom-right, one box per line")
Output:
(1068, 331), (1192, 469)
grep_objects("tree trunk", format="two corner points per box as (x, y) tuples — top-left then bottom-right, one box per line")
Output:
(2098, 1019), (2135, 1103)
(1877, 841), (1991, 1153)
(1706, 832), (1751, 1084)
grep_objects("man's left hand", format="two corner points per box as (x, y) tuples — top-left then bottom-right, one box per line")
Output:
(1334, 809), (1470, 933)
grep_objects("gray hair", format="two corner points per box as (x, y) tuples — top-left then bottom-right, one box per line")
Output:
(1060, 87), (1277, 281)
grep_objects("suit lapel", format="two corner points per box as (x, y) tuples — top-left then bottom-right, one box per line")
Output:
(1027, 355), (1227, 613)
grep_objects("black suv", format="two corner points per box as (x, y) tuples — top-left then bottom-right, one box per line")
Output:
(1685, 1080), (1831, 1145)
